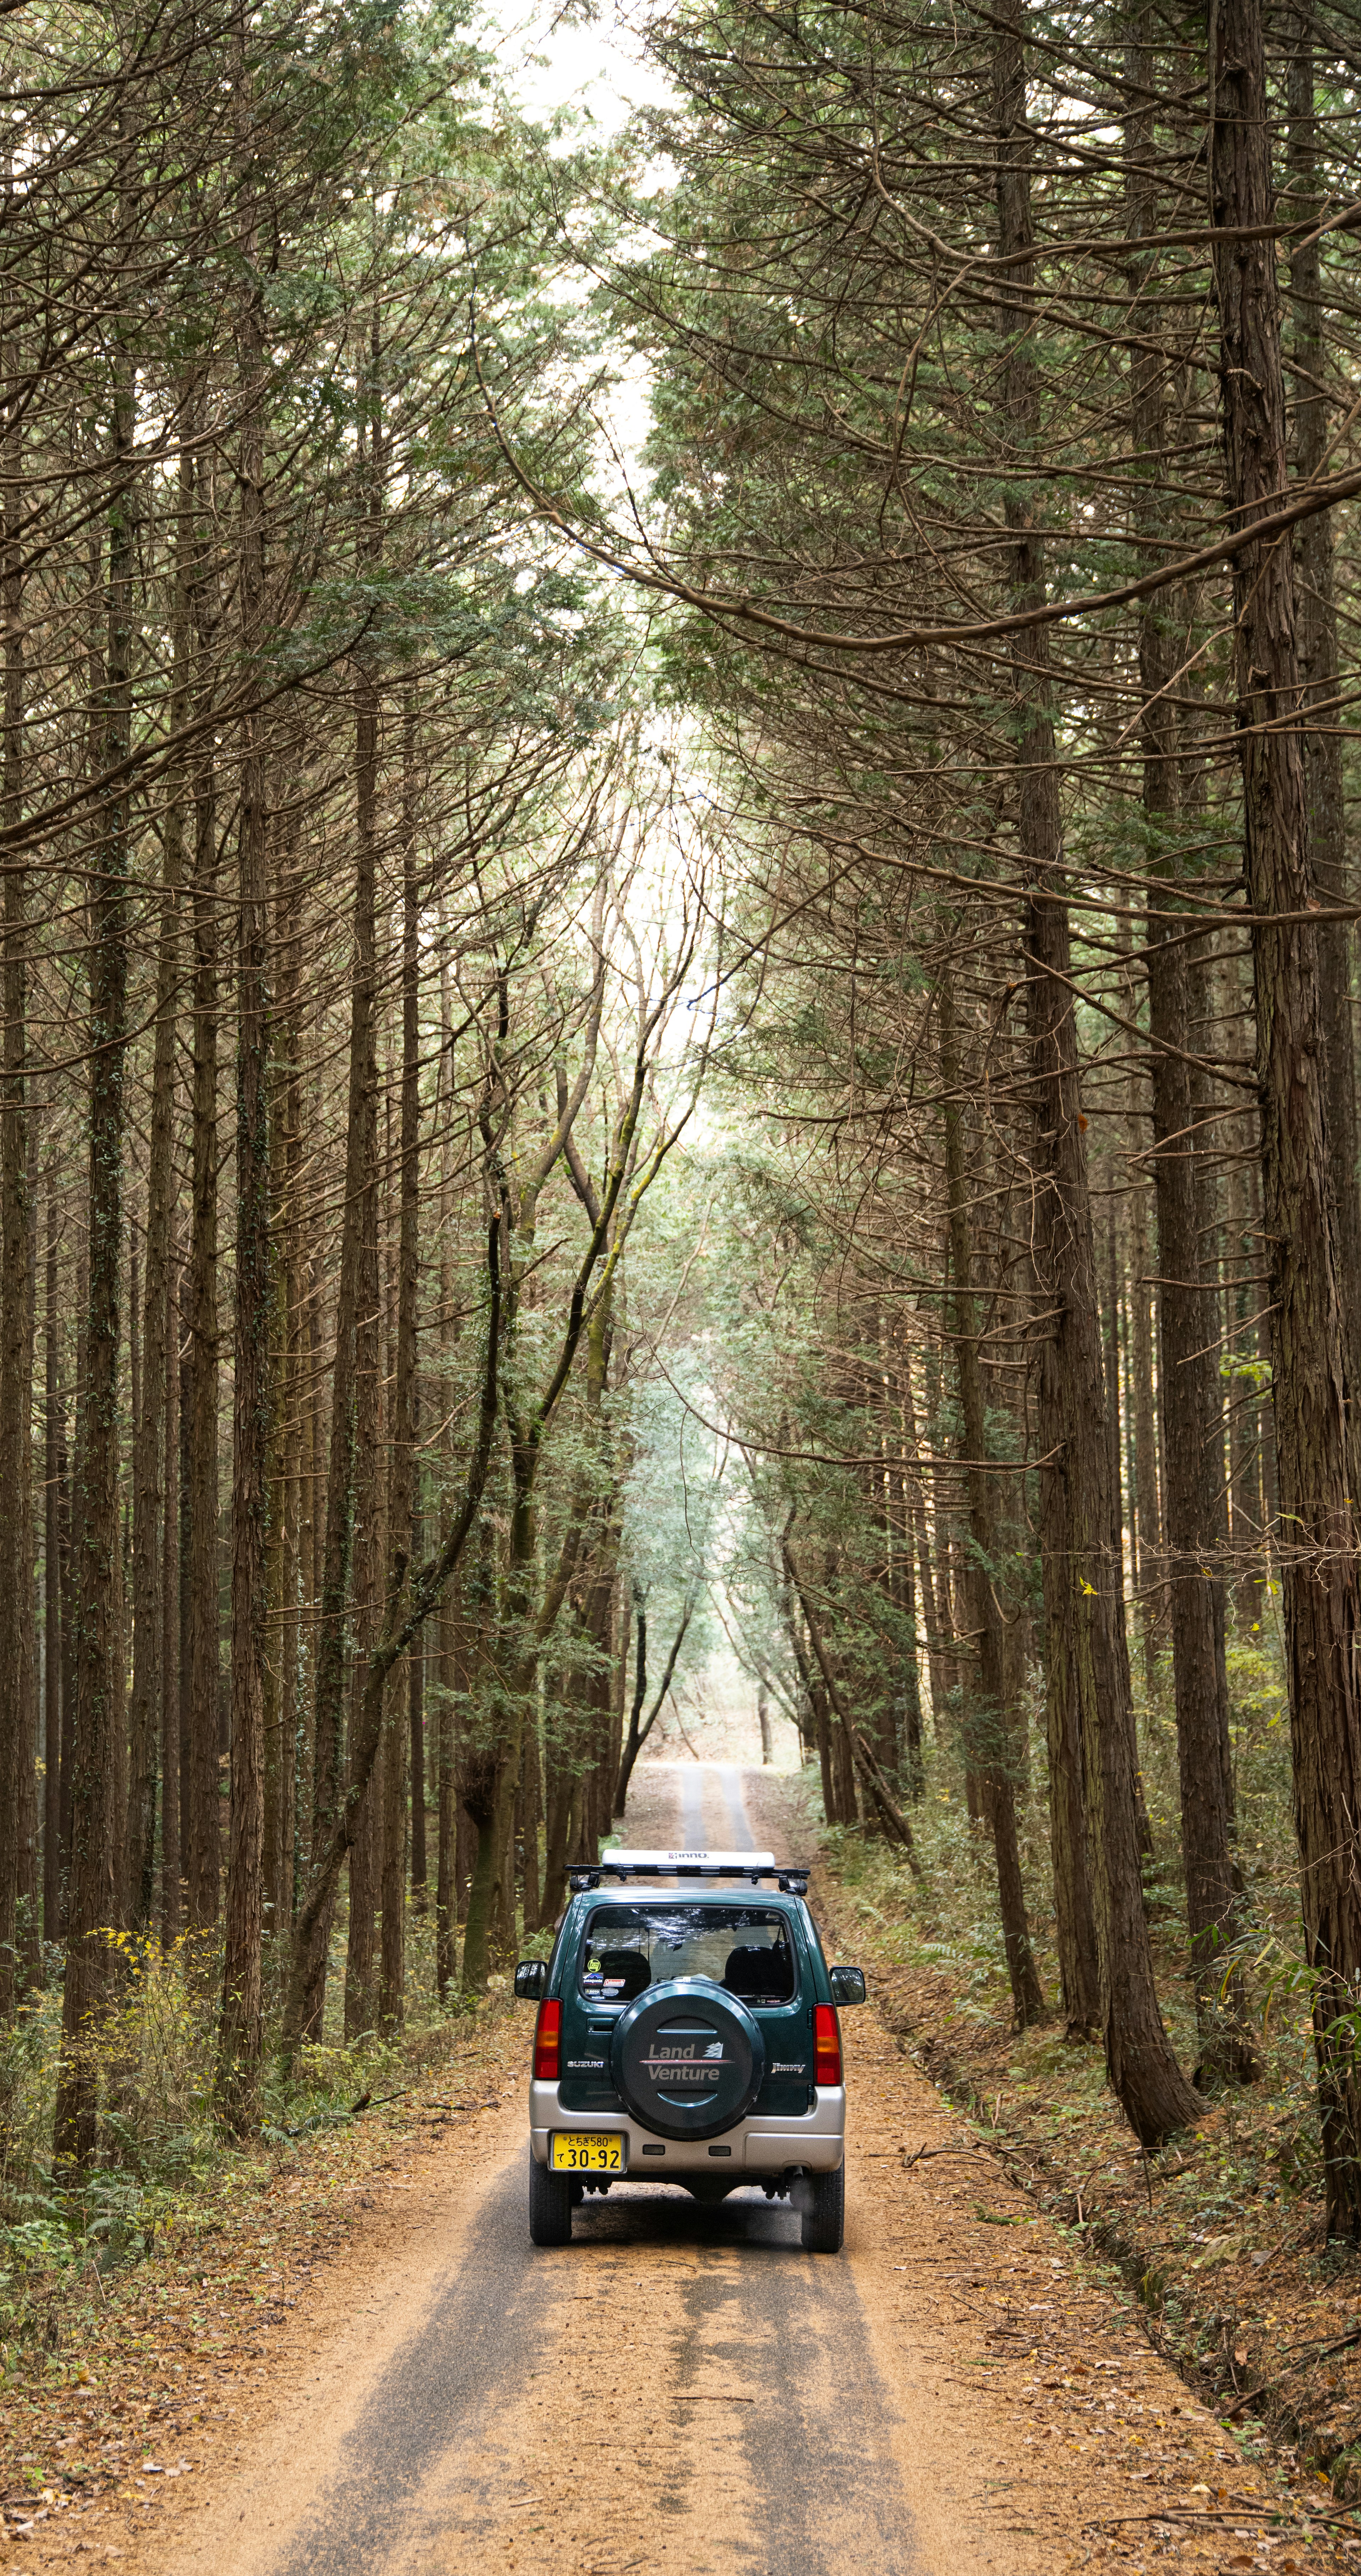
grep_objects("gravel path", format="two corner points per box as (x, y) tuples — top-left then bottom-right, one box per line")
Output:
(85, 1765), (1307, 2576)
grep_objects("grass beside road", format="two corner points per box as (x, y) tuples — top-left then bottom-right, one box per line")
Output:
(0, 1924), (525, 2557)
(810, 1776), (1361, 2532)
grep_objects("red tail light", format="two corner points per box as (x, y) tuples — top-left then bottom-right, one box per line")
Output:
(533, 1997), (561, 2083)
(814, 2004), (841, 2089)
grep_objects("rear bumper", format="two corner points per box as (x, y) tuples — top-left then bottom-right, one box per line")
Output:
(529, 2079), (845, 2174)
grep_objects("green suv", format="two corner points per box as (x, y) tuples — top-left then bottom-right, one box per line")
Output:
(514, 1850), (866, 2254)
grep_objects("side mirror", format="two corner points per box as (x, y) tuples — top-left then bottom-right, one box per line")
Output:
(514, 1959), (548, 2002)
(829, 1965), (867, 2007)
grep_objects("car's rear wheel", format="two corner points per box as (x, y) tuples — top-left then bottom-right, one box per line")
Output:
(528, 2148), (574, 2246)
(800, 2162), (845, 2253)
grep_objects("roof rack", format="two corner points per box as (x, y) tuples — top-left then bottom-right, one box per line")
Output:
(567, 1848), (811, 1897)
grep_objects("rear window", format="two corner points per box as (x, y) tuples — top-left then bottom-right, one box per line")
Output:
(578, 1905), (799, 2005)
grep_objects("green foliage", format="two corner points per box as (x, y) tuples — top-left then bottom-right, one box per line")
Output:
(0, 1905), (491, 2366)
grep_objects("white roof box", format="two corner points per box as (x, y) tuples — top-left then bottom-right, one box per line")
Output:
(569, 1849), (809, 1892)
(607, 1849), (777, 1870)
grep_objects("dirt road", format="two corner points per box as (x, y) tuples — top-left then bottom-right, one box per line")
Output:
(109, 1768), (1301, 2576)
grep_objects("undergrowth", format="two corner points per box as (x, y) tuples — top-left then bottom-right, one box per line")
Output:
(0, 1898), (491, 2385)
(808, 1619), (1361, 2506)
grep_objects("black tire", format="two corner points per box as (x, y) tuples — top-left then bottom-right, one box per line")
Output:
(800, 2162), (845, 2253)
(528, 2149), (574, 2247)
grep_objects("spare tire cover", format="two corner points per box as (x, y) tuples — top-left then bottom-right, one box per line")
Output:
(612, 1979), (766, 2141)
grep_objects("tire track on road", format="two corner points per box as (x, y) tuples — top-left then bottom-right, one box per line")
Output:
(164, 1767), (1110, 2576)
(235, 1766), (928, 2576)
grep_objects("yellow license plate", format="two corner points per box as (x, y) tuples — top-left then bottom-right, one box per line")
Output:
(551, 2132), (626, 2173)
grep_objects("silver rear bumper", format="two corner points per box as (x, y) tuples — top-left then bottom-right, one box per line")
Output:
(528, 2079), (845, 2174)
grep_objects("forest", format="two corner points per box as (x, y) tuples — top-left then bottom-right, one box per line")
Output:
(2, 0), (1361, 2317)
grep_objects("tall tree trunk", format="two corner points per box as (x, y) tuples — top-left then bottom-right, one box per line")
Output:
(1148, 902), (1254, 2082)
(1104, 1205), (1123, 1506)
(436, 1563), (460, 1999)
(940, 970), (1045, 2024)
(996, 13), (1100, 2047)
(1125, 68), (1253, 2079)
(185, 434), (220, 1938)
(379, 1664), (405, 2025)
(124, 645), (182, 1934)
(1209, 0), (1361, 2230)
(55, 351), (135, 2166)
(161, 1244), (181, 1945)
(298, 378), (382, 2048)
(380, 751), (421, 2029)
(462, 1435), (536, 1992)
(901, 1355), (948, 1738)
(882, 1323), (925, 1794)
(1225, 1131), (1266, 1628)
(409, 1591), (427, 1913)
(997, 0), (1199, 2134)
(616, 1582), (648, 1819)
(218, 226), (270, 2127)
(1127, 1149), (1161, 1691)
(296, 846), (365, 2039)
(539, 1295), (620, 1879)
(543, 1616), (582, 1905)
(521, 1683), (543, 1927)
(177, 1263), (191, 1913)
(262, 1046), (287, 1944)
(59, 1262), (82, 1920)
(0, 308), (32, 2019)
(342, 742), (382, 2041)
(1288, 4), (1361, 1450)
(43, 1177), (61, 1947)
(434, 1145), (460, 1992)
(434, 996), (458, 1993)
(825, 1549), (860, 1826)
(267, 829), (303, 1939)
(111, 1407), (128, 1916)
